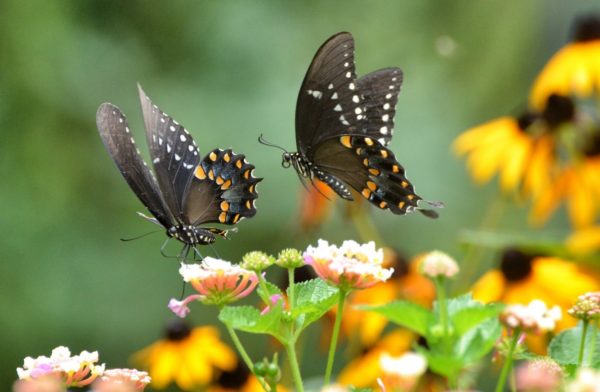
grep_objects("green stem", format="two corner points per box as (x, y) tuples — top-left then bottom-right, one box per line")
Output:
(224, 323), (270, 392)
(288, 268), (295, 309)
(435, 277), (450, 353)
(284, 342), (304, 392)
(578, 320), (590, 367)
(324, 290), (347, 386)
(495, 331), (520, 392)
(257, 273), (271, 305)
(587, 320), (598, 364)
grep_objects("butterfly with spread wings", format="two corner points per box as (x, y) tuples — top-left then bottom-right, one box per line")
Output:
(270, 32), (442, 217)
(96, 85), (261, 259)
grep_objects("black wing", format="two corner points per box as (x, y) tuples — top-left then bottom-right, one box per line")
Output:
(138, 85), (200, 222)
(296, 32), (368, 156)
(96, 103), (175, 228)
(183, 149), (262, 225)
(357, 68), (402, 146)
(312, 136), (440, 217)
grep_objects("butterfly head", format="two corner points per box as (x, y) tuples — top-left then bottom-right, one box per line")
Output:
(282, 152), (292, 168)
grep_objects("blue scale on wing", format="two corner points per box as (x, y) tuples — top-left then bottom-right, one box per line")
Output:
(184, 149), (261, 226)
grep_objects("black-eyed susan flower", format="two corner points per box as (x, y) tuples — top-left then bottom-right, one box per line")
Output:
(567, 224), (600, 254)
(16, 346), (105, 388)
(168, 257), (258, 317)
(454, 94), (575, 200)
(530, 14), (600, 110)
(337, 329), (415, 388)
(303, 239), (393, 290)
(473, 248), (600, 347)
(132, 321), (237, 391)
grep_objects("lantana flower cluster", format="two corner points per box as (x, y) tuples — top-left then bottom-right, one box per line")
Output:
(16, 346), (105, 388)
(500, 300), (562, 333)
(568, 291), (600, 321)
(15, 346), (150, 392)
(304, 239), (393, 290)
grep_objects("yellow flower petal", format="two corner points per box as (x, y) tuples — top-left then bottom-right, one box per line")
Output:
(530, 41), (600, 109)
(500, 133), (531, 193)
(472, 270), (505, 303)
(567, 225), (600, 254)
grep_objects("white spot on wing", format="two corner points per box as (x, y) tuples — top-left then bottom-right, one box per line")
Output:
(380, 126), (389, 135)
(331, 92), (338, 100)
(334, 104), (342, 112)
(153, 157), (160, 163)
(339, 115), (350, 126)
(382, 114), (389, 122)
(169, 125), (176, 132)
(174, 153), (181, 161)
(158, 137), (163, 146)
(180, 134), (187, 142)
(349, 83), (355, 90)
(383, 103), (391, 110)
(166, 144), (172, 153)
(352, 95), (359, 103)
(328, 83), (334, 90)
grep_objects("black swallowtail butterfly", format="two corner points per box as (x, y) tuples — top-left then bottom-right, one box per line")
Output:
(270, 32), (441, 217)
(96, 85), (261, 258)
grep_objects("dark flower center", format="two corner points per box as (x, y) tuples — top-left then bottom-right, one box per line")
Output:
(164, 320), (192, 341)
(516, 112), (539, 132)
(572, 14), (600, 42)
(582, 131), (600, 157)
(500, 248), (534, 282)
(216, 361), (250, 388)
(390, 251), (409, 279)
(543, 94), (575, 128)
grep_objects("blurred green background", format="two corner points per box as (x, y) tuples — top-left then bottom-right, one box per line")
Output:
(0, 0), (597, 389)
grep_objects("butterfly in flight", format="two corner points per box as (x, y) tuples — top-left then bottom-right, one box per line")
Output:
(96, 85), (262, 260)
(263, 32), (442, 217)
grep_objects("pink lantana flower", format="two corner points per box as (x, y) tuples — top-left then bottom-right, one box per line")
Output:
(94, 368), (151, 391)
(16, 346), (105, 388)
(169, 257), (258, 316)
(304, 239), (393, 290)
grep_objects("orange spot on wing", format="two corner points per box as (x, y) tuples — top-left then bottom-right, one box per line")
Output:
(220, 201), (229, 211)
(223, 153), (230, 162)
(221, 179), (232, 190)
(369, 168), (380, 176)
(218, 212), (227, 223)
(367, 181), (377, 191)
(236, 159), (243, 169)
(195, 167), (207, 180)
(379, 201), (387, 209)
(209, 152), (218, 161)
(340, 135), (352, 148)
(362, 188), (372, 198)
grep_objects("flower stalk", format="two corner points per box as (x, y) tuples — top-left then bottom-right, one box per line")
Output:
(224, 322), (270, 392)
(324, 289), (347, 386)
(578, 320), (590, 367)
(495, 330), (521, 392)
(284, 342), (304, 392)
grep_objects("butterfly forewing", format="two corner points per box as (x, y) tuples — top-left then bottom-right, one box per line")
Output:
(358, 68), (403, 146)
(96, 103), (175, 228)
(184, 149), (261, 225)
(296, 32), (368, 155)
(138, 85), (200, 221)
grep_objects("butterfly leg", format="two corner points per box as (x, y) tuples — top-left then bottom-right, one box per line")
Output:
(193, 246), (204, 261)
(160, 238), (177, 259)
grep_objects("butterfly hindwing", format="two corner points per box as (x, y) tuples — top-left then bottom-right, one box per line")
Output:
(357, 67), (403, 146)
(312, 135), (433, 216)
(138, 85), (200, 220)
(296, 32), (368, 155)
(184, 149), (261, 226)
(96, 103), (175, 228)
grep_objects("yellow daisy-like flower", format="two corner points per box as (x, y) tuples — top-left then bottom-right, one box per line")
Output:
(208, 362), (288, 392)
(473, 249), (600, 352)
(132, 321), (237, 391)
(454, 97), (574, 200)
(337, 329), (415, 388)
(530, 15), (600, 110)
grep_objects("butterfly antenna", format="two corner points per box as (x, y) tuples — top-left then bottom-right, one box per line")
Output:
(120, 229), (160, 242)
(258, 134), (288, 153)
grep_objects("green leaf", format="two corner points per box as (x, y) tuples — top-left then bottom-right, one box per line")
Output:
(454, 317), (502, 362)
(257, 281), (283, 303)
(444, 293), (473, 317)
(549, 323), (600, 367)
(218, 304), (286, 341)
(360, 301), (433, 336)
(417, 346), (464, 378)
(451, 302), (504, 335)
(291, 279), (339, 334)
